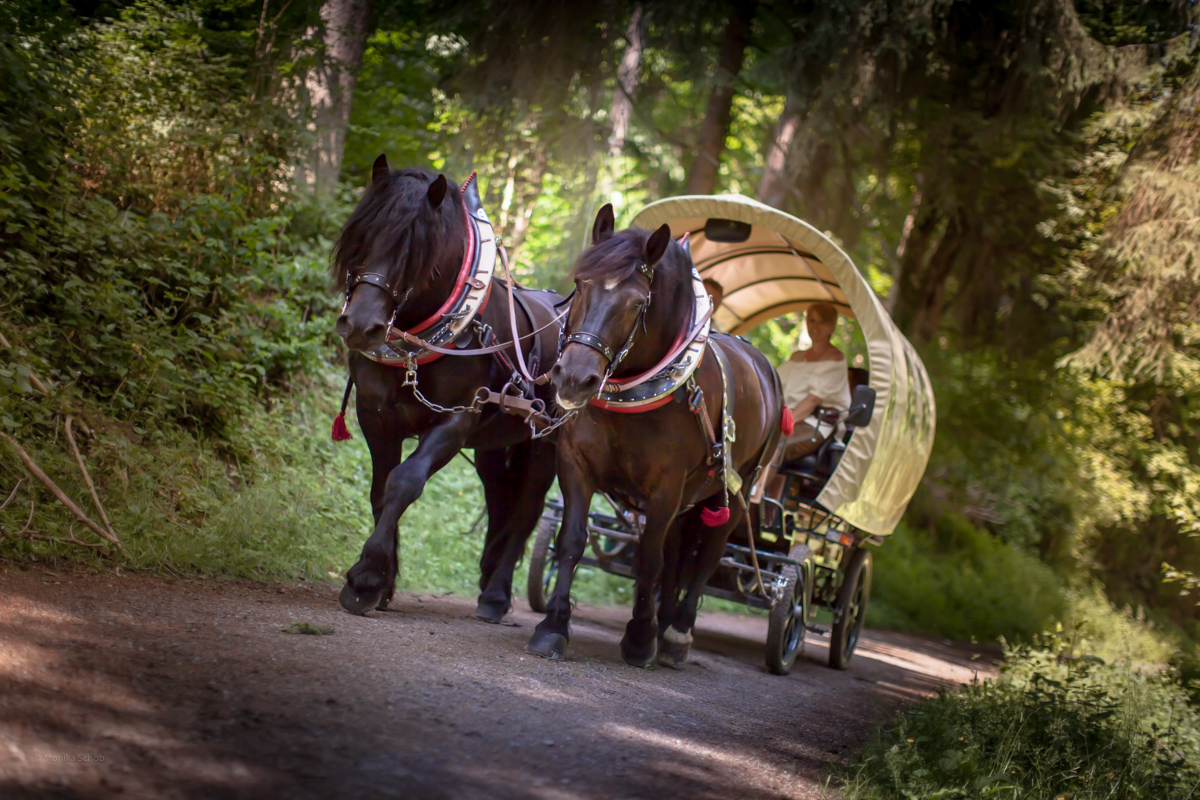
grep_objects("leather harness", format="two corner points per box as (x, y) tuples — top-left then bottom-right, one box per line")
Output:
(338, 175), (565, 433)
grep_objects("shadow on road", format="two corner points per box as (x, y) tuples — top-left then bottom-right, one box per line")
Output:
(0, 566), (995, 800)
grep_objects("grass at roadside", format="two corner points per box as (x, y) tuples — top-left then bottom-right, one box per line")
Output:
(868, 517), (1182, 666)
(0, 377), (629, 607)
(868, 517), (1066, 642)
(840, 635), (1200, 800)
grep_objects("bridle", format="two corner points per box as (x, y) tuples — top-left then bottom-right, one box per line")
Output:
(344, 272), (414, 346)
(344, 270), (406, 304)
(562, 260), (655, 381)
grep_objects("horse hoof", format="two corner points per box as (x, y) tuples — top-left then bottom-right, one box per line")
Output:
(525, 632), (567, 661)
(472, 600), (508, 625)
(621, 634), (658, 669)
(662, 642), (691, 671)
(657, 639), (691, 670)
(339, 583), (383, 616)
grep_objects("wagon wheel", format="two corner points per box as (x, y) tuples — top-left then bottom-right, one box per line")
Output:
(526, 515), (559, 614)
(828, 548), (872, 670)
(765, 544), (814, 676)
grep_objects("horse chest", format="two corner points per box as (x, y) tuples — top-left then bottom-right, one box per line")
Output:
(572, 408), (707, 493)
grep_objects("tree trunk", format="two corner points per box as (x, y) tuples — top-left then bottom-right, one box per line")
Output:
(301, 0), (371, 197)
(756, 90), (804, 207)
(609, 4), (645, 160)
(884, 189), (922, 313)
(685, 0), (756, 195)
(598, 5), (646, 203)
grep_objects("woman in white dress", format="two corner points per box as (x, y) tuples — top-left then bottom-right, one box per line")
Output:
(775, 302), (850, 461)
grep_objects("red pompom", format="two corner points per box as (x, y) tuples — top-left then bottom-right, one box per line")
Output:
(701, 506), (731, 527)
(331, 411), (353, 442)
(780, 404), (795, 436)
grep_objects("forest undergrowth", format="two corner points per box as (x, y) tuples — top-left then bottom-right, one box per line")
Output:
(840, 633), (1200, 800)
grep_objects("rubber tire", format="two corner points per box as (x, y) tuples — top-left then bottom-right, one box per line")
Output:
(526, 515), (557, 614)
(829, 548), (872, 670)
(765, 545), (814, 676)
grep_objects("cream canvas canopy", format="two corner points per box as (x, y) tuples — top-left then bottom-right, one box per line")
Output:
(631, 195), (936, 536)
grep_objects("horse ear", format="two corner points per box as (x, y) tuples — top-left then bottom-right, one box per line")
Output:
(372, 154), (389, 184)
(646, 223), (672, 265)
(592, 203), (615, 245)
(427, 174), (448, 208)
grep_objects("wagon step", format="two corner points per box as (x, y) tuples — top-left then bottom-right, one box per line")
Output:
(805, 624), (829, 636)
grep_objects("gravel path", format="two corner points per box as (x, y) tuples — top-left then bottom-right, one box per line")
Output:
(0, 565), (996, 799)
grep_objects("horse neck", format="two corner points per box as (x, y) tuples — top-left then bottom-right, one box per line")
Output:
(611, 253), (692, 379)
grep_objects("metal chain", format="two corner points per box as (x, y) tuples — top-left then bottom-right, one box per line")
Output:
(402, 361), (483, 416)
(530, 408), (576, 439)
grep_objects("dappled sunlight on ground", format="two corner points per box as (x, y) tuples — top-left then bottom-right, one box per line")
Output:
(0, 566), (995, 799)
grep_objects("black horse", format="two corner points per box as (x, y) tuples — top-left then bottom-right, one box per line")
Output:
(527, 205), (784, 667)
(333, 156), (562, 622)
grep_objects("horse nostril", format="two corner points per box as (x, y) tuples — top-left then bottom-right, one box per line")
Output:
(580, 373), (601, 393)
(549, 364), (564, 386)
(335, 315), (352, 339)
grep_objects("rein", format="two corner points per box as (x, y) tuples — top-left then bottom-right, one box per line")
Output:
(390, 303), (568, 359)
(602, 303), (713, 393)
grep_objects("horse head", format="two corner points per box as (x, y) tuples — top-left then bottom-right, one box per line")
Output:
(550, 204), (682, 409)
(332, 155), (467, 352)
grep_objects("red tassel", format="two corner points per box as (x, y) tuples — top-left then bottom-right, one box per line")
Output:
(331, 411), (353, 442)
(701, 506), (731, 527)
(781, 404), (795, 436)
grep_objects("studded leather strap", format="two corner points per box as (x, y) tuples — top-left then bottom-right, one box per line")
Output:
(564, 331), (616, 363)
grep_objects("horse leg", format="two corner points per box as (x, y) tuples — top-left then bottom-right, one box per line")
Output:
(659, 502), (743, 669)
(656, 518), (685, 649)
(525, 456), (594, 660)
(475, 438), (556, 623)
(354, 410), (408, 611)
(620, 488), (683, 668)
(340, 414), (474, 615)
(473, 447), (518, 599)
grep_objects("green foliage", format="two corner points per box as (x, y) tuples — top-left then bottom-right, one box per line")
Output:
(869, 518), (1066, 643)
(842, 640), (1200, 800)
(341, 27), (448, 184)
(0, 0), (336, 442)
(0, 1), (364, 582)
(0, 383), (365, 580)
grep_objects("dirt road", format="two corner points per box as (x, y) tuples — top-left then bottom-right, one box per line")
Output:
(0, 566), (995, 799)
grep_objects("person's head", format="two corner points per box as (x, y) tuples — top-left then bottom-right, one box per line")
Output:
(702, 278), (724, 311)
(805, 302), (838, 343)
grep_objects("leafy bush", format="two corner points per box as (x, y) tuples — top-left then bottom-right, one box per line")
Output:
(0, 1), (339, 441)
(868, 516), (1066, 643)
(842, 640), (1200, 800)
(0, 2), (421, 583)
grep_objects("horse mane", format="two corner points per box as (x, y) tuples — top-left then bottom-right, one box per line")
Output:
(330, 167), (466, 292)
(573, 228), (660, 283)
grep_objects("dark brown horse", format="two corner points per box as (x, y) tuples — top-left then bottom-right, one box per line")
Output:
(527, 205), (784, 667)
(333, 156), (562, 622)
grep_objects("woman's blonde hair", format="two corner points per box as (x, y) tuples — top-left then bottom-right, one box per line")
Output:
(806, 302), (838, 326)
